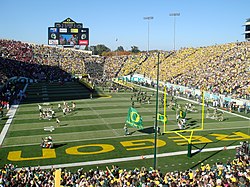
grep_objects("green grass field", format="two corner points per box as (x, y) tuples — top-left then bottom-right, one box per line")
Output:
(0, 81), (249, 173)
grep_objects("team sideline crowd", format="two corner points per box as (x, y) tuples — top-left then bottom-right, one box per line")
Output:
(0, 144), (249, 186)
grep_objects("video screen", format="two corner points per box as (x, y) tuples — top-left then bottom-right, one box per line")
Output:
(59, 34), (79, 45)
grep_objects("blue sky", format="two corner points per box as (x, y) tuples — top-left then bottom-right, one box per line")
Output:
(0, 0), (249, 51)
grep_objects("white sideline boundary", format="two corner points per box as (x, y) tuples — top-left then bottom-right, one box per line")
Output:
(25, 145), (238, 170)
(0, 105), (19, 146)
(0, 84), (28, 146)
(137, 84), (250, 121)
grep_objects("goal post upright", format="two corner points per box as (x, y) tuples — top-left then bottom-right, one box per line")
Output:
(163, 86), (167, 132)
(201, 90), (205, 130)
(162, 89), (206, 157)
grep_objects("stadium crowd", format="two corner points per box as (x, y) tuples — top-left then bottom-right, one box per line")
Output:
(0, 145), (249, 186)
(0, 39), (249, 125)
(0, 43), (249, 113)
(0, 39), (250, 186)
(123, 42), (250, 100)
(0, 39), (249, 100)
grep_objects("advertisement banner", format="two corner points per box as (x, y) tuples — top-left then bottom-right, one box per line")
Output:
(79, 40), (88, 45)
(49, 28), (58, 33)
(48, 40), (59, 45)
(70, 28), (78, 33)
(59, 28), (67, 33)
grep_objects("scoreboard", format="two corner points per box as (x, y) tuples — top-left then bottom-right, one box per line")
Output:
(48, 27), (89, 46)
(48, 18), (89, 46)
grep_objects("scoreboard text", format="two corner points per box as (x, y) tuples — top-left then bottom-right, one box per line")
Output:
(48, 18), (89, 46)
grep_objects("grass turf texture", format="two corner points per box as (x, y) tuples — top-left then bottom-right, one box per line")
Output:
(0, 81), (249, 173)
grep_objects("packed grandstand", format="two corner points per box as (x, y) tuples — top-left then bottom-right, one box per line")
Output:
(1, 39), (249, 99)
(0, 39), (250, 186)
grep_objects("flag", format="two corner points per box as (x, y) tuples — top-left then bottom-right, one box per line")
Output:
(157, 113), (167, 123)
(126, 107), (143, 129)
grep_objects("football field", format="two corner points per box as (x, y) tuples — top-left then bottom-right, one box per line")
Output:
(0, 81), (249, 173)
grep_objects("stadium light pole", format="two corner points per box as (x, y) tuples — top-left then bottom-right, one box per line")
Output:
(115, 38), (118, 57)
(153, 52), (160, 170)
(169, 13), (180, 51)
(143, 16), (154, 52)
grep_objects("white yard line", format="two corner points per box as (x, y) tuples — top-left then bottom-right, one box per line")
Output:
(9, 118), (247, 132)
(3, 125), (250, 148)
(23, 145), (239, 170)
(84, 99), (120, 136)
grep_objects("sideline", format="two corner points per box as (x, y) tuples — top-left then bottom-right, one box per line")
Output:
(137, 84), (250, 120)
(0, 105), (19, 146)
(25, 145), (238, 170)
(0, 84), (28, 146)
